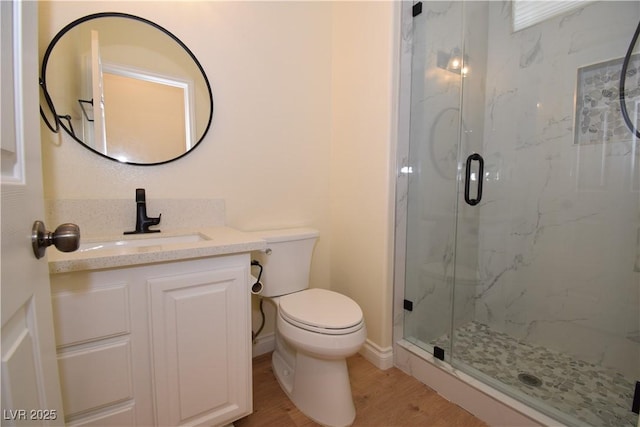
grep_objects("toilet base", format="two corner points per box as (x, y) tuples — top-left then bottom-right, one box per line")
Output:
(272, 339), (356, 427)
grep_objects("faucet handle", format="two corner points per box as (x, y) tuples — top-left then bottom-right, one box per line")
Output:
(135, 188), (146, 203)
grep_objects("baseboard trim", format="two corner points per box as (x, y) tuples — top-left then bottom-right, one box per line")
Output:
(252, 332), (275, 358)
(359, 339), (394, 370)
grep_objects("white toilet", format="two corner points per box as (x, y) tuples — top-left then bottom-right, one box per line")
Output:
(251, 228), (366, 427)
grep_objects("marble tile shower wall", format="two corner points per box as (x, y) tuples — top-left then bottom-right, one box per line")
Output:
(476, 1), (640, 379)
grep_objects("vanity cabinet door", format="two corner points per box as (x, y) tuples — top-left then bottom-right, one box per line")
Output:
(148, 264), (252, 426)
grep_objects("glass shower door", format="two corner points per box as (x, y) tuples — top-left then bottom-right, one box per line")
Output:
(403, 1), (466, 362)
(404, 1), (640, 426)
(450, 1), (640, 426)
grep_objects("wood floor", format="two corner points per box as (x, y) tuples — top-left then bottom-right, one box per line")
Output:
(235, 352), (488, 427)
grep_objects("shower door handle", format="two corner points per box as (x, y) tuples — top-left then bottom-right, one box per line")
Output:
(464, 153), (484, 206)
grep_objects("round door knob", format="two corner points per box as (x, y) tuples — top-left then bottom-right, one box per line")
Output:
(32, 221), (81, 259)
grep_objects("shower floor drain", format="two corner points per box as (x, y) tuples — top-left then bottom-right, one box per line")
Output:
(517, 372), (542, 387)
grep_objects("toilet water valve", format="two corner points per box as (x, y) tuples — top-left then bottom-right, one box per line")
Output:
(250, 260), (264, 295)
(251, 280), (263, 294)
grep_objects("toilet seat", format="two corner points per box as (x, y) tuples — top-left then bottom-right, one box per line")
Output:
(279, 288), (364, 335)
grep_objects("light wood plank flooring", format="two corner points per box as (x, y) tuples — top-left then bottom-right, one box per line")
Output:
(235, 353), (488, 427)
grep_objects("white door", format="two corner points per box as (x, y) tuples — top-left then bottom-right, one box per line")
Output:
(1, 1), (64, 425)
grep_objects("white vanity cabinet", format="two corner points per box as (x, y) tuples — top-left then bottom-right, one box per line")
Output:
(50, 254), (252, 427)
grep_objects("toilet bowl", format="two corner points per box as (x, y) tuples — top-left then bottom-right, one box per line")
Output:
(272, 289), (366, 426)
(250, 229), (366, 427)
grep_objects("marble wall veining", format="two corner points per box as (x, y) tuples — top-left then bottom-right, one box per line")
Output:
(401, 0), (639, 382)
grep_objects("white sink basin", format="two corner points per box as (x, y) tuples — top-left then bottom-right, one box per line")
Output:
(78, 233), (208, 253)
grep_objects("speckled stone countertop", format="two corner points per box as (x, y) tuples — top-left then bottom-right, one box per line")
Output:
(48, 227), (267, 274)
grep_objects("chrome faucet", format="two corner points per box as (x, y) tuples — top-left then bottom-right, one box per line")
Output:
(124, 188), (161, 234)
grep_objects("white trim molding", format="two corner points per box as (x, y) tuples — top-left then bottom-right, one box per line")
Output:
(252, 332), (275, 358)
(359, 339), (394, 370)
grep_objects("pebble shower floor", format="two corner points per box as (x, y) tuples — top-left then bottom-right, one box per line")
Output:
(428, 322), (636, 426)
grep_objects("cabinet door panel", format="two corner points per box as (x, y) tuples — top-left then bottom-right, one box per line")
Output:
(149, 266), (250, 426)
(52, 284), (130, 347)
(58, 339), (133, 417)
(67, 405), (135, 427)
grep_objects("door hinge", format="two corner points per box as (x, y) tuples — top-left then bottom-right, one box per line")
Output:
(403, 299), (413, 311)
(434, 346), (445, 361)
(412, 2), (423, 17)
(632, 381), (640, 414)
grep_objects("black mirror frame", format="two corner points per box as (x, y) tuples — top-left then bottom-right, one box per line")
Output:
(40, 12), (214, 166)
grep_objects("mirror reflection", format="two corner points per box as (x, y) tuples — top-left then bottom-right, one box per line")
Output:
(40, 13), (213, 165)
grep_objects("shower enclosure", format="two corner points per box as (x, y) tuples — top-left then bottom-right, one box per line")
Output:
(400, 1), (639, 426)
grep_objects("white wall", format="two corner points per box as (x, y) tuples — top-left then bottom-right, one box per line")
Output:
(330, 1), (398, 350)
(39, 1), (399, 355)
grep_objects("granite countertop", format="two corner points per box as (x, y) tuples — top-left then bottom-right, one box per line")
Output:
(48, 227), (267, 274)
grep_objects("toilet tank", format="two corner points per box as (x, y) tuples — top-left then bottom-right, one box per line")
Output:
(250, 228), (319, 297)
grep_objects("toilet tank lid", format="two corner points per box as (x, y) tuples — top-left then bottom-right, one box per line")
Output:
(248, 227), (319, 243)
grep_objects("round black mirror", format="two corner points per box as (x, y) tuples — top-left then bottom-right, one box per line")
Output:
(40, 12), (213, 166)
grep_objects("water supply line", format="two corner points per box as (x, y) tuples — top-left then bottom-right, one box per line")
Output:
(619, 19), (640, 139)
(250, 260), (266, 342)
